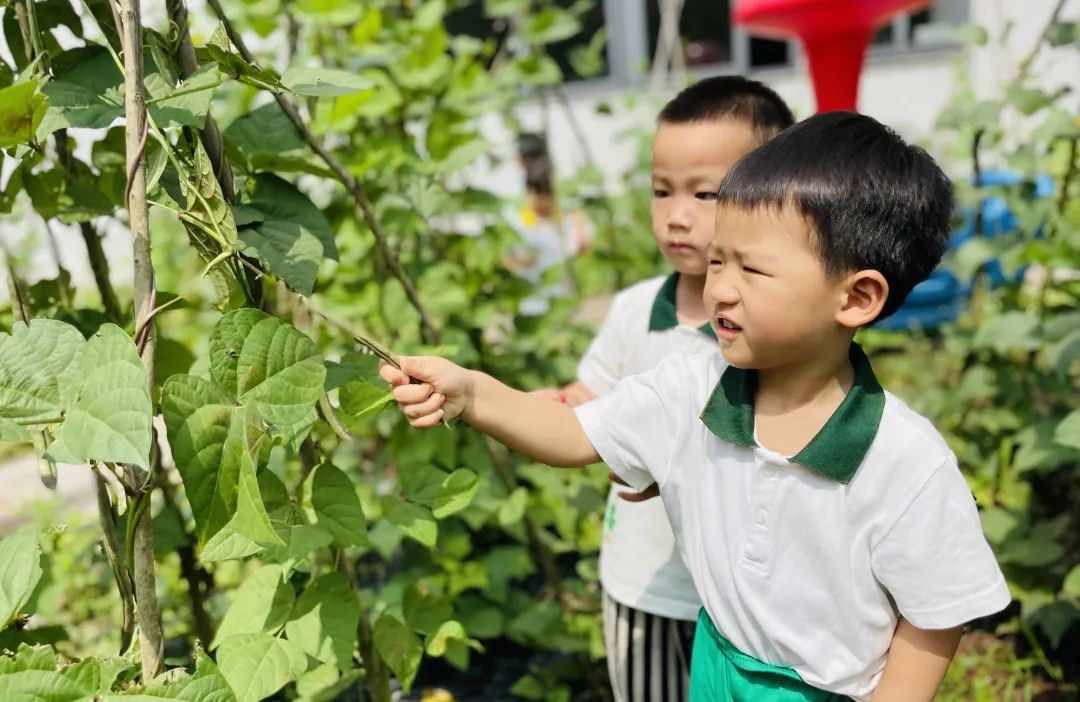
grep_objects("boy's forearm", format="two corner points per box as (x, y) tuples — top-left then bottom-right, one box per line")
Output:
(871, 619), (962, 702)
(464, 370), (600, 467)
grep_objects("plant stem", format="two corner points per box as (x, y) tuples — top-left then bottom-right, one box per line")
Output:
(157, 471), (215, 646)
(484, 438), (567, 606)
(204, 0), (439, 344)
(93, 466), (136, 653)
(119, 0), (165, 678)
(1010, 0), (1068, 87)
(11, 0), (34, 65)
(165, 0), (237, 204)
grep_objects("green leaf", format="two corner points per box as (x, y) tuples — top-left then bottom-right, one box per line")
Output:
(112, 649), (234, 701)
(284, 572), (359, 668)
(211, 564), (295, 649)
(1001, 529), (1066, 568)
(0, 419), (31, 443)
(224, 103), (304, 156)
(145, 62), (221, 128)
(38, 47), (125, 137)
(200, 409), (283, 562)
(45, 324), (153, 470)
(426, 620), (467, 665)
(216, 633), (308, 702)
(1014, 422), (1080, 474)
(1047, 329), (1080, 376)
(484, 0), (529, 18)
(1064, 565), (1080, 599)
(0, 529), (42, 631)
(0, 645), (123, 700)
(953, 23), (988, 46)
(455, 595), (505, 638)
(972, 311), (1041, 353)
(0, 319), (85, 425)
(302, 463), (369, 548)
(415, 0), (446, 30)
(400, 464), (449, 506)
(264, 523), (333, 576)
(282, 67), (373, 97)
(294, 663), (360, 702)
(372, 614), (422, 693)
(1005, 85), (1050, 116)
(980, 507), (1020, 545)
(208, 308), (326, 445)
(498, 487), (528, 528)
(519, 7), (582, 45)
(293, 0), (365, 25)
(403, 586), (453, 636)
(0, 81), (47, 149)
(337, 353), (393, 429)
(1027, 601), (1080, 649)
(237, 174), (338, 296)
(381, 497), (437, 548)
(196, 44), (284, 93)
(432, 469), (480, 519)
(161, 374), (236, 547)
(1053, 410), (1080, 450)
(324, 351), (376, 392)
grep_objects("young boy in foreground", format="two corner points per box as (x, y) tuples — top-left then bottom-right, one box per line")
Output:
(382, 112), (1010, 701)
(552, 76), (793, 702)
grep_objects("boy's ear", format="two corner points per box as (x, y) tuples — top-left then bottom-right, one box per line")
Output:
(836, 270), (889, 328)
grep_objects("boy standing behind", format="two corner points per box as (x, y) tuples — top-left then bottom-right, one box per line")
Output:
(557, 77), (794, 702)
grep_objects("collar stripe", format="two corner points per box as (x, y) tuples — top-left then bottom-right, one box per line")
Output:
(648, 273), (717, 340)
(699, 345), (885, 484)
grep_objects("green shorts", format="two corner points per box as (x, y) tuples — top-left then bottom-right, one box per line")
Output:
(689, 610), (852, 701)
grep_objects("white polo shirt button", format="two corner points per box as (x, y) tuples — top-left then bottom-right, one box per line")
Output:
(754, 509), (768, 526)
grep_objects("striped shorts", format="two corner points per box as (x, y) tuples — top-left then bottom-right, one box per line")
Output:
(603, 592), (697, 702)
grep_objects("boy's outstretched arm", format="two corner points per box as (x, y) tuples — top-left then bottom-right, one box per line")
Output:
(380, 356), (600, 468)
(870, 619), (963, 702)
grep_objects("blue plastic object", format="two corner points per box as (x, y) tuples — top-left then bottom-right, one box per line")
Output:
(874, 169), (1055, 332)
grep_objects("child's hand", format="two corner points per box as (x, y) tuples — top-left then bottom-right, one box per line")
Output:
(609, 471), (660, 502)
(558, 381), (595, 407)
(379, 357), (474, 428)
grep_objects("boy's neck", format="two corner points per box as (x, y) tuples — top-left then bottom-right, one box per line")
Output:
(753, 338), (857, 456)
(674, 272), (708, 326)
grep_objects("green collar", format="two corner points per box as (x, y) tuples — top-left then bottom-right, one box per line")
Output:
(699, 345), (885, 484)
(648, 274), (717, 340)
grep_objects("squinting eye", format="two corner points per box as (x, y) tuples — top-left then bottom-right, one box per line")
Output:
(709, 259), (722, 266)
(653, 189), (669, 198)
(696, 192), (718, 201)
(744, 267), (765, 275)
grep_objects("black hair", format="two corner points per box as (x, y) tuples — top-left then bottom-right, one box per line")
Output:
(518, 133), (548, 162)
(658, 75), (795, 144)
(524, 157), (553, 196)
(716, 111), (954, 320)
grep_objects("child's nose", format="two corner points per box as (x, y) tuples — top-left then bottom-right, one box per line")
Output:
(707, 278), (740, 306)
(667, 197), (694, 230)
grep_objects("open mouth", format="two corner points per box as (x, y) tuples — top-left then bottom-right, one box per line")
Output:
(717, 318), (741, 331)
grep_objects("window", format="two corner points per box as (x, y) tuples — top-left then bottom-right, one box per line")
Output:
(873, 0), (969, 50)
(644, 0), (789, 71)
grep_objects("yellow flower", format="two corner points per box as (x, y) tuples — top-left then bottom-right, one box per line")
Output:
(520, 205), (538, 228)
(421, 689), (455, 702)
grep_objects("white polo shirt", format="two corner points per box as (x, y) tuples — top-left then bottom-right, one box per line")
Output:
(575, 346), (1010, 701)
(579, 274), (718, 621)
